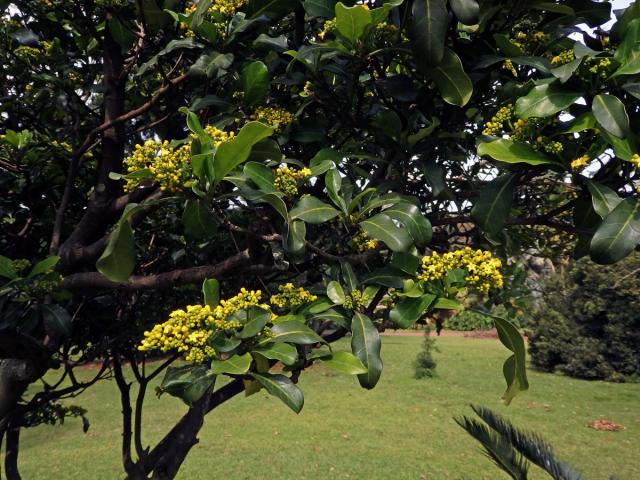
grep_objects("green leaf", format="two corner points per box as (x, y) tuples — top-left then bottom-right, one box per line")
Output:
(340, 261), (359, 291)
(432, 297), (462, 310)
(471, 174), (517, 235)
(268, 320), (325, 344)
(27, 256), (60, 278)
(251, 373), (304, 413)
(182, 199), (216, 239)
(319, 351), (368, 374)
(236, 307), (271, 339)
(327, 280), (346, 304)
(41, 304), (72, 337)
(244, 162), (276, 192)
(326, 169), (348, 213)
(410, 0), (447, 67)
(283, 220), (306, 255)
(477, 139), (553, 165)
(590, 198), (640, 264)
(361, 267), (406, 288)
(351, 312), (382, 389)
(427, 49), (473, 107)
(591, 94), (630, 139)
(214, 121), (273, 183)
(202, 278), (220, 307)
(360, 213), (412, 252)
(390, 252), (420, 275)
(139, 0), (168, 32)
(383, 202), (432, 246)
(586, 180), (622, 219)
(449, 0), (479, 25)
(159, 365), (215, 406)
(290, 196), (340, 223)
(242, 61), (269, 108)
(0, 256), (17, 280)
(493, 316), (529, 405)
(209, 332), (241, 353)
(561, 112), (596, 133)
(96, 222), (135, 283)
(515, 83), (582, 119)
(303, 0), (336, 17)
(389, 294), (436, 328)
(210, 353), (252, 375)
(335, 2), (373, 43)
(253, 343), (299, 366)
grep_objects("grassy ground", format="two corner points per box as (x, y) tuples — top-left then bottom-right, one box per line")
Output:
(14, 336), (640, 479)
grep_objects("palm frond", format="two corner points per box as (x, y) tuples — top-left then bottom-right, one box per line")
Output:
(470, 405), (585, 480)
(455, 415), (530, 480)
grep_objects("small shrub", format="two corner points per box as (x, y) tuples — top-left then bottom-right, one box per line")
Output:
(414, 325), (438, 379)
(444, 310), (494, 331)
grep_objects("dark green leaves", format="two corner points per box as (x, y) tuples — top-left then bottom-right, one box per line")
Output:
(253, 343), (299, 366)
(335, 2), (372, 43)
(477, 139), (553, 165)
(268, 320), (325, 344)
(351, 312), (382, 389)
(591, 94), (630, 138)
(586, 180), (622, 219)
(360, 214), (412, 252)
(202, 279), (220, 307)
(251, 373), (304, 413)
(41, 304), (72, 337)
(383, 203), (432, 246)
(389, 294), (436, 328)
(493, 316), (528, 405)
(214, 122), (273, 183)
(471, 174), (517, 235)
(159, 365), (215, 406)
(210, 353), (252, 375)
(427, 49), (473, 107)
(319, 351), (368, 374)
(449, 0), (479, 25)
(242, 61), (269, 108)
(590, 198), (640, 264)
(410, 0), (448, 68)
(96, 221), (135, 283)
(182, 199), (216, 239)
(515, 83), (582, 119)
(290, 196), (340, 223)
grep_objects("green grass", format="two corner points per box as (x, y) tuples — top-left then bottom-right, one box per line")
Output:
(14, 336), (640, 479)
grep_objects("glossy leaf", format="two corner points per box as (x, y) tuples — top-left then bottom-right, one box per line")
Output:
(27, 256), (60, 278)
(202, 278), (220, 307)
(182, 199), (216, 239)
(477, 139), (553, 165)
(515, 83), (582, 119)
(351, 312), (382, 389)
(335, 2), (372, 43)
(360, 213), (412, 252)
(251, 373), (304, 413)
(586, 180), (622, 219)
(237, 307), (271, 339)
(210, 353), (252, 375)
(493, 316), (529, 405)
(242, 61), (269, 107)
(591, 94), (630, 138)
(383, 202), (432, 246)
(410, 0), (447, 67)
(253, 343), (299, 366)
(96, 222), (135, 283)
(319, 351), (368, 374)
(268, 320), (325, 344)
(159, 365), (215, 406)
(214, 121), (273, 183)
(41, 304), (72, 337)
(290, 196), (340, 223)
(327, 280), (346, 304)
(449, 0), (479, 25)
(389, 294), (436, 328)
(471, 174), (517, 235)
(427, 48), (473, 107)
(590, 198), (640, 264)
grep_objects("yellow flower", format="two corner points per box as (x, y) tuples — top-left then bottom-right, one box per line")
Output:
(630, 154), (640, 169)
(352, 230), (379, 252)
(551, 49), (575, 66)
(482, 104), (513, 136)
(417, 247), (503, 293)
(570, 154), (590, 172)
(252, 107), (295, 132)
(270, 283), (317, 309)
(273, 165), (312, 196)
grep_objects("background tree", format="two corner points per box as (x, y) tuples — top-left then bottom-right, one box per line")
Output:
(1, 0), (639, 478)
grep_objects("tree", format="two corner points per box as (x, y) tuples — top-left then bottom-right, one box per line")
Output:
(1, 0), (639, 477)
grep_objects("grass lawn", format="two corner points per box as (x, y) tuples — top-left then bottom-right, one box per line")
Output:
(14, 336), (640, 479)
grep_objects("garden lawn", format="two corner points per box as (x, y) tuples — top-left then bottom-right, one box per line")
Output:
(13, 336), (640, 479)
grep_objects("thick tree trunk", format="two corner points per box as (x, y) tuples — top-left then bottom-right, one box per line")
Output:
(4, 422), (21, 480)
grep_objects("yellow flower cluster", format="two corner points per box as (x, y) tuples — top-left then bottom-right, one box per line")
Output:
(551, 50), (575, 66)
(138, 288), (265, 363)
(274, 165), (312, 196)
(543, 140), (563, 154)
(418, 248), (504, 293)
(270, 283), (318, 309)
(186, 0), (246, 17)
(586, 57), (613, 78)
(203, 125), (235, 147)
(502, 59), (517, 77)
(343, 290), (369, 311)
(630, 154), (640, 168)
(570, 154), (590, 171)
(14, 46), (40, 61)
(352, 230), (379, 252)
(318, 18), (336, 40)
(482, 104), (513, 136)
(11, 258), (31, 274)
(511, 118), (533, 141)
(124, 140), (191, 192)
(252, 107), (295, 131)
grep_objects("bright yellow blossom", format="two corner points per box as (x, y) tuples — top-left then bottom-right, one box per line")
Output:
(270, 283), (317, 309)
(274, 165), (312, 196)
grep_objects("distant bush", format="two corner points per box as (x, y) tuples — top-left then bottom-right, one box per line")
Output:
(414, 326), (438, 379)
(528, 253), (640, 381)
(444, 310), (494, 331)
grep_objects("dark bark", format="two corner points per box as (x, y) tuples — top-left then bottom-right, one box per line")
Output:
(4, 422), (21, 480)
